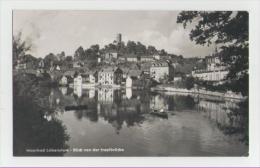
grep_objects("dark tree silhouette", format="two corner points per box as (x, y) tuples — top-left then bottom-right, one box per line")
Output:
(177, 11), (249, 96)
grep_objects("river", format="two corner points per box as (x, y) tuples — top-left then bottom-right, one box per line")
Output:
(13, 84), (248, 156)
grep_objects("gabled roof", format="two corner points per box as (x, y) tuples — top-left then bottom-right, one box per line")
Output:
(99, 67), (121, 73)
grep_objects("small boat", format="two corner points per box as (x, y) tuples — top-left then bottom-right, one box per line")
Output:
(65, 105), (88, 111)
(150, 109), (168, 119)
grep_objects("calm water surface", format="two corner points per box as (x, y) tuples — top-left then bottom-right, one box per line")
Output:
(14, 86), (248, 156)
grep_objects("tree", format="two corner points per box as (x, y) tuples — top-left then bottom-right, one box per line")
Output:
(147, 45), (157, 55)
(184, 76), (195, 90)
(74, 46), (85, 61)
(159, 49), (167, 56)
(13, 32), (32, 67)
(126, 41), (137, 54)
(136, 42), (146, 55)
(177, 11), (248, 96)
(44, 53), (57, 69)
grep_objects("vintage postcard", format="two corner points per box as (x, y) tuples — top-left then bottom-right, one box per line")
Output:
(12, 10), (249, 157)
(1, 0), (260, 167)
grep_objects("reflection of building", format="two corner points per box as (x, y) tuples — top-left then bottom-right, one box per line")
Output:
(98, 67), (123, 85)
(98, 88), (114, 103)
(73, 85), (82, 97)
(150, 61), (169, 82)
(60, 87), (67, 95)
(198, 99), (240, 128)
(89, 89), (95, 99)
(150, 95), (168, 110)
(126, 88), (132, 99)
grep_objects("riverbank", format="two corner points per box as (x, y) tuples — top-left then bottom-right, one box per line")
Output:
(151, 85), (245, 100)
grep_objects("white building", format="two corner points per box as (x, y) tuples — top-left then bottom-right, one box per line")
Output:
(82, 71), (97, 84)
(105, 52), (118, 60)
(98, 67), (123, 85)
(74, 75), (82, 86)
(59, 76), (68, 85)
(126, 76), (133, 88)
(192, 69), (228, 81)
(150, 61), (169, 82)
(98, 88), (114, 103)
(140, 56), (154, 62)
(153, 55), (160, 60)
(192, 54), (229, 82)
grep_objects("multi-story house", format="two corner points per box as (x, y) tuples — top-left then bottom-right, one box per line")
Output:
(98, 67), (123, 86)
(150, 61), (169, 82)
(140, 55), (154, 62)
(192, 53), (229, 82)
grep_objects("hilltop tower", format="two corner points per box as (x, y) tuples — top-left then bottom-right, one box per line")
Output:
(116, 33), (122, 44)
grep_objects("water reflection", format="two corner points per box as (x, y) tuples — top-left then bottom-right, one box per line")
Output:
(14, 78), (248, 156)
(13, 75), (70, 156)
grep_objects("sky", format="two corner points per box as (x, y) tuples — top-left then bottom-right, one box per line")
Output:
(13, 10), (216, 58)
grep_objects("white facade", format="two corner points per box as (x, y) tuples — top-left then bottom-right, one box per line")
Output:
(105, 52), (118, 59)
(192, 70), (228, 81)
(150, 95), (168, 110)
(126, 76), (133, 88)
(15, 63), (26, 70)
(192, 54), (229, 81)
(98, 88), (114, 103)
(153, 55), (160, 60)
(89, 74), (96, 84)
(56, 65), (61, 71)
(126, 57), (138, 62)
(98, 71), (114, 85)
(150, 62), (169, 82)
(74, 75), (82, 86)
(141, 56), (154, 62)
(60, 76), (68, 85)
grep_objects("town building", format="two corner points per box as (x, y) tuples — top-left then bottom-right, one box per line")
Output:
(125, 54), (138, 62)
(153, 55), (160, 60)
(116, 33), (122, 44)
(192, 52), (229, 82)
(140, 55), (154, 62)
(126, 76), (133, 88)
(73, 61), (83, 68)
(15, 63), (27, 70)
(59, 76), (68, 86)
(127, 69), (142, 79)
(81, 70), (97, 84)
(104, 52), (118, 60)
(74, 74), (83, 86)
(98, 67), (123, 85)
(150, 61), (169, 82)
(98, 88), (114, 103)
(38, 59), (45, 68)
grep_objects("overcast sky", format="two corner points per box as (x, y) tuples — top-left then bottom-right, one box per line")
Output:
(13, 10), (215, 58)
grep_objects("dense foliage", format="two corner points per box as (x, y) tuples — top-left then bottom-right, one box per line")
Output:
(177, 11), (249, 96)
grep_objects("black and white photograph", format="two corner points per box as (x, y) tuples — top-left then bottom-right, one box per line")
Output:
(12, 10), (249, 157)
